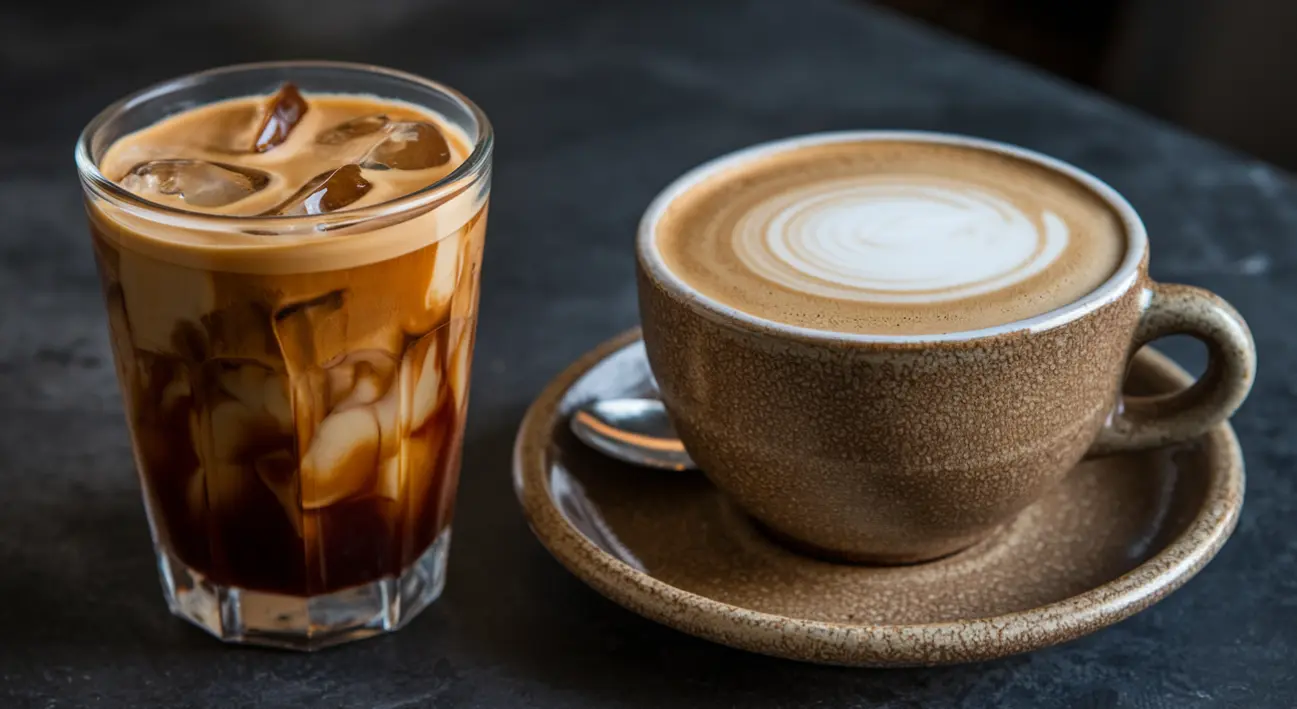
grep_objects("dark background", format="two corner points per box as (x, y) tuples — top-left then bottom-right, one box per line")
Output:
(6, 0), (1297, 171)
(878, 0), (1297, 170)
(2, 0), (1295, 707)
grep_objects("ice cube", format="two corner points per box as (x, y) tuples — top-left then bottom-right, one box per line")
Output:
(372, 382), (403, 473)
(324, 350), (398, 412)
(369, 351), (405, 432)
(424, 234), (462, 320)
(273, 289), (347, 368)
(361, 121), (451, 171)
(451, 215), (488, 322)
(316, 114), (390, 145)
(325, 361), (357, 409)
(403, 423), (448, 532)
(253, 83), (309, 153)
(449, 329), (473, 412)
(214, 362), (294, 434)
(376, 455), (402, 503)
(409, 337), (443, 431)
(336, 356), (397, 411)
(300, 406), (380, 509)
(316, 114), (450, 170)
(120, 159), (270, 208)
(271, 290), (346, 447)
(266, 165), (372, 216)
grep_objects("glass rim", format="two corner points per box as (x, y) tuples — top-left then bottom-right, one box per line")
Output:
(74, 60), (494, 230)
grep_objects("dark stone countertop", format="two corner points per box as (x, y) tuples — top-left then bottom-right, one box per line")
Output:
(2, 0), (1294, 706)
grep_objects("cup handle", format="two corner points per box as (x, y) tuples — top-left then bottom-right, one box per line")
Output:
(1088, 282), (1256, 456)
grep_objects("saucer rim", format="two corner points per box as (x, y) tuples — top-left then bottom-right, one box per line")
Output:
(513, 328), (1245, 667)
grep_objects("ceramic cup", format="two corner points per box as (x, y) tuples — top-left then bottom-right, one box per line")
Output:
(636, 132), (1256, 564)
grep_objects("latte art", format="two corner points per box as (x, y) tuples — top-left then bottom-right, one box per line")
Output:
(734, 179), (1069, 302)
(652, 138), (1126, 335)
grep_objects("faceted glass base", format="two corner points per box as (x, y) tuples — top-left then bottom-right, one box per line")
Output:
(156, 528), (451, 650)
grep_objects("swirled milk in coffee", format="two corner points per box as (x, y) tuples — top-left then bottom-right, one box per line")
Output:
(654, 140), (1124, 335)
(87, 85), (487, 595)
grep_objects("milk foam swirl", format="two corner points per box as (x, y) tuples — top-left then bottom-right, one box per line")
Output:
(733, 178), (1068, 302)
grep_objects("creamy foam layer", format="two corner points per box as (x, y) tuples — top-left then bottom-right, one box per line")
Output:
(655, 140), (1125, 335)
(92, 92), (482, 274)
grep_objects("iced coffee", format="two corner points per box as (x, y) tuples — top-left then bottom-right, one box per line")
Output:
(76, 63), (491, 649)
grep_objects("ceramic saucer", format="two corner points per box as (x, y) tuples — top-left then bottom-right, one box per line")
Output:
(513, 330), (1244, 667)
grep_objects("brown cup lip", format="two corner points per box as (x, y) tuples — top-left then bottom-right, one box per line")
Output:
(637, 131), (1150, 348)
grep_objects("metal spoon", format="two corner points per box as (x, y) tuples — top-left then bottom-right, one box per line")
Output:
(570, 398), (698, 470)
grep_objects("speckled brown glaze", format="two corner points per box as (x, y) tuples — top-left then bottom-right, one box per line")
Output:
(512, 330), (1245, 667)
(635, 132), (1256, 562)
(1092, 283), (1256, 454)
(638, 269), (1149, 561)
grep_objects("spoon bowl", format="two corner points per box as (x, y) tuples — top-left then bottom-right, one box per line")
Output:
(570, 398), (697, 470)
